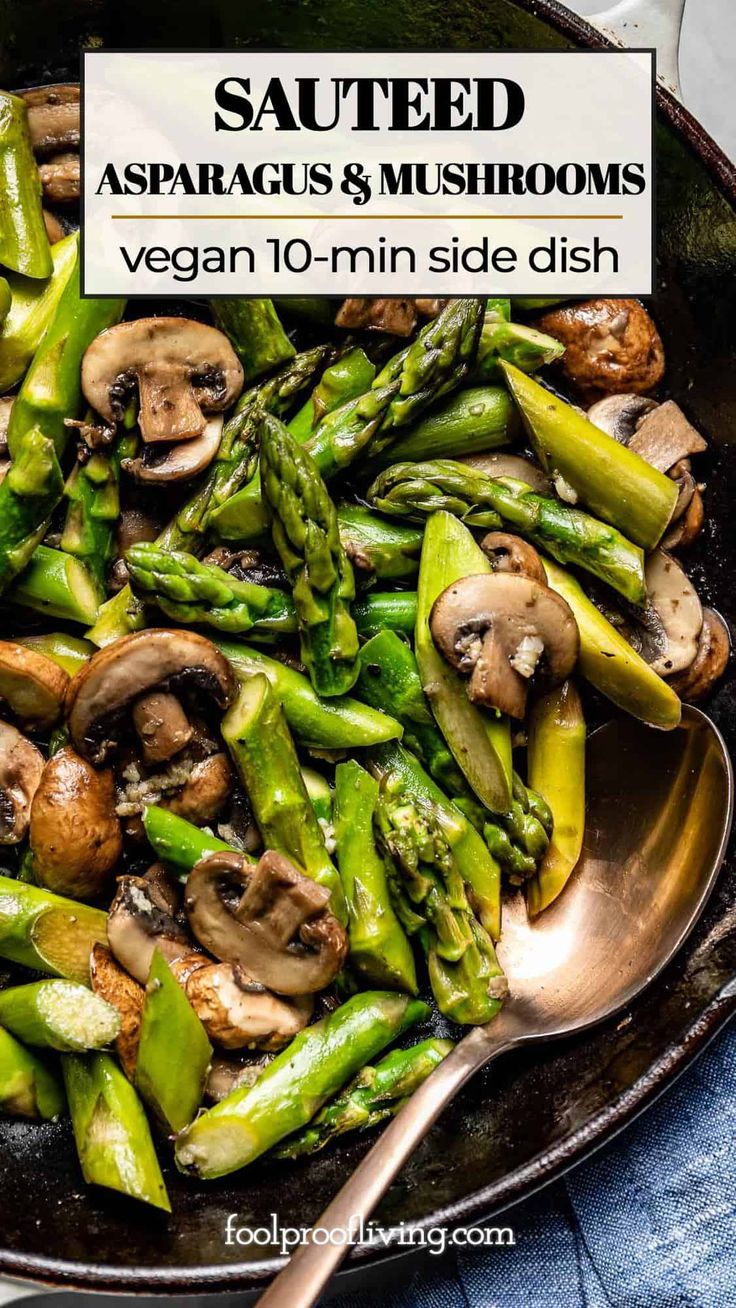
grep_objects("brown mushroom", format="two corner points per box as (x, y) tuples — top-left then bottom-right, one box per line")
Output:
(0, 641), (69, 730)
(536, 299), (665, 394)
(627, 400), (707, 471)
(479, 532), (547, 585)
(123, 415), (224, 483)
(185, 849), (348, 996)
(171, 955), (313, 1051)
(336, 297), (418, 336)
(430, 573), (579, 717)
(90, 944), (144, 1080)
(669, 609), (730, 701)
(106, 874), (194, 984)
(131, 691), (193, 766)
(38, 152), (79, 203)
(81, 318), (244, 445)
(586, 393), (658, 444)
(0, 720), (44, 845)
(162, 752), (233, 825)
(115, 507), (163, 557)
(65, 628), (236, 766)
(42, 209), (66, 245)
(20, 84), (80, 155)
(205, 1053), (271, 1102)
(29, 747), (122, 899)
(662, 487), (705, 551)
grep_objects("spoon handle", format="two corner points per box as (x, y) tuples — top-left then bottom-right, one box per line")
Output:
(256, 1021), (519, 1308)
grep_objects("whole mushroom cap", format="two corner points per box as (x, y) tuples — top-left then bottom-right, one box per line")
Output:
(30, 747), (122, 899)
(536, 298), (665, 395)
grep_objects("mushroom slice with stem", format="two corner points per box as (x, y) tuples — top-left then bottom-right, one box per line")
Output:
(430, 573), (579, 718)
(185, 850), (348, 996)
(171, 955), (313, 1052)
(30, 747), (122, 900)
(669, 608), (730, 701)
(90, 944), (144, 1080)
(0, 641), (69, 731)
(106, 874), (194, 985)
(479, 532), (548, 585)
(536, 299), (665, 395)
(123, 415), (224, 483)
(66, 628), (236, 766)
(20, 84), (80, 155)
(81, 318), (244, 445)
(0, 720), (44, 845)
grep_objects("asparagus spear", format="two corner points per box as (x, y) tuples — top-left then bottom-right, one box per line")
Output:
(472, 317), (564, 381)
(261, 414), (360, 696)
(302, 766), (333, 830)
(0, 232), (77, 393)
(356, 630), (549, 882)
(221, 674), (346, 921)
(0, 1026), (65, 1119)
(0, 277), (10, 325)
(527, 681), (586, 915)
(375, 788), (506, 1024)
(368, 742), (502, 940)
(354, 591), (418, 638)
(143, 806), (239, 879)
(337, 505), (422, 584)
(175, 990), (428, 1178)
(209, 346), (374, 544)
(334, 760), (417, 993)
(135, 949), (212, 1132)
(63, 1052), (171, 1211)
(0, 875), (107, 985)
(14, 631), (93, 676)
(368, 386), (514, 470)
(8, 544), (101, 625)
(215, 639), (402, 749)
(60, 429), (136, 591)
(500, 362), (678, 549)
(274, 1038), (452, 1158)
(368, 460), (646, 604)
(416, 511), (513, 813)
(0, 980), (120, 1052)
(0, 90), (51, 278)
(543, 559), (682, 729)
(211, 298), (295, 381)
(0, 431), (64, 590)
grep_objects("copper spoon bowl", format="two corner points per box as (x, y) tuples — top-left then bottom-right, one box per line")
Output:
(258, 705), (733, 1308)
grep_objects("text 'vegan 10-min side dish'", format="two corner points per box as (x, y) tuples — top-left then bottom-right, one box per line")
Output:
(0, 82), (728, 1210)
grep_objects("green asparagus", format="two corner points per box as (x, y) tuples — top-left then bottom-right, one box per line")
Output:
(369, 386), (514, 470)
(337, 505), (422, 583)
(0, 277), (10, 325)
(211, 298), (295, 381)
(0, 233), (77, 393)
(500, 362), (678, 549)
(527, 681), (586, 915)
(8, 544), (101, 625)
(175, 990), (428, 1178)
(261, 414), (360, 695)
(369, 460), (646, 604)
(14, 630), (93, 676)
(274, 1038), (452, 1158)
(63, 1052), (171, 1210)
(135, 949), (212, 1132)
(221, 674), (347, 921)
(143, 806), (240, 879)
(334, 760), (418, 993)
(353, 591), (418, 638)
(0, 1026), (65, 1119)
(0, 875), (108, 985)
(60, 429), (136, 591)
(472, 316), (565, 381)
(0, 980), (120, 1052)
(0, 90), (51, 278)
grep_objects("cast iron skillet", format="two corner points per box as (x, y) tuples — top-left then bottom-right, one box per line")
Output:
(0, 0), (735, 1294)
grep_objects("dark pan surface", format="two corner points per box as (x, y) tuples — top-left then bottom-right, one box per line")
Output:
(0, 0), (735, 1293)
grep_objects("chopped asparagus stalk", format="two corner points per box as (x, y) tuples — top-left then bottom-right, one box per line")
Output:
(369, 386), (514, 469)
(211, 298), (295, 381)
(0, 980), (120, 1052)
(175, 991), (428, 1179)
(527, 681), (586, 915)
(63, 1052), (171, 1211)
(0, 233), (77, 393)
(0, 90), (51, 279)
(0, 1026), (65, 1119)
(337, 505), (422, 584)
(354, 591), (418, 638)
(135, 949), (212, 1132)
(14, 631), (93, 676)
(8, 544), (101, 625)
(472, 317), (565, 381)
(143, 807), (240, 879)
(0, 875), (108, 985)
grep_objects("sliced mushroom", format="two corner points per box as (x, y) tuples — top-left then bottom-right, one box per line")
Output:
(42, 209), (66, 245)
(662, 488), (705, 550)
(204, 547), (289, 590)
(185, 850), (348, 996)
(20, 84), (80, 155)
(162, 752), (233, 824)
(430, 573), (579, 717)
(479, 532), (547, 585)
(66, 628), (236, 765)
(90, 944), (144, 1080)
(536, 299), (665, 394)
(115, 507), (163, 557)
(131, 691), (193, 766)
(336, 297), (418, 336)
(81, 318), (244, 445)
(627, 400), (707, 471)
(0, 720), (44, 845)
(38, 152), (79, 203)
(107, 874), (194, 984)
(123, 414), (224, 483)
(587, 393), (658, 444)
(637, 550), (703, 677)
(414, 298), (447, 318)
(30, 747), (122, 899)
(459, 451), (553, 496)
(0, 641), (69, 730)
(171, 955), (313, 1052)
(206, 1053), (271, 1102)
(669, 609), (730, 701)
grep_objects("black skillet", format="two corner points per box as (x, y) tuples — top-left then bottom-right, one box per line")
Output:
(0, 0), (735, 1296)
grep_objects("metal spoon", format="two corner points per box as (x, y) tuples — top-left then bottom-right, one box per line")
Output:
(258, 704), (733, 1308)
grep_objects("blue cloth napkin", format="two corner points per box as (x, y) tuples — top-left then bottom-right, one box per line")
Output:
(334, 1020), (736, 1308)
